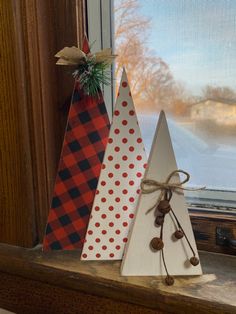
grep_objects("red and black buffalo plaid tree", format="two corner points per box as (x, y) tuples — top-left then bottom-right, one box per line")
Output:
(43, 37), (115, 250)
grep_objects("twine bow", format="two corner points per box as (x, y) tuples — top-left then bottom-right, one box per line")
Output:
(141, 169), (205, 214)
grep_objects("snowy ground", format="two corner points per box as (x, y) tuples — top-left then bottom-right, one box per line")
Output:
(138, 114), (236, 191)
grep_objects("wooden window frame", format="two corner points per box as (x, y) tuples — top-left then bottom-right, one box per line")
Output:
(1, 0), (235, 254)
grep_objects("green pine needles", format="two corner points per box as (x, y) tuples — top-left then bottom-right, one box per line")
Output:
(73, 55), (111, 97)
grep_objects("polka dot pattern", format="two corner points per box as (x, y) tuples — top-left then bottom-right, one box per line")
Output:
(81, 69), (147, 261)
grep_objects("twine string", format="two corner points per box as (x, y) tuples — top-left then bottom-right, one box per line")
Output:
(141, 169), (205, 214)
(142, 170), (203, 284)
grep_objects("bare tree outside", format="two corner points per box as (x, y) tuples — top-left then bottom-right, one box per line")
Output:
(115, 0), (185, 113)
(114, 0), (236, 193)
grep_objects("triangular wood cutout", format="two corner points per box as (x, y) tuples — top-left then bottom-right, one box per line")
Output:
(43, 36), (110, 250)
(81, 68), (147, 260)
(121, 111), (202, 276)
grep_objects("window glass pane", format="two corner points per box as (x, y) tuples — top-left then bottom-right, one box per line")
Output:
(114, 0), (236, 207)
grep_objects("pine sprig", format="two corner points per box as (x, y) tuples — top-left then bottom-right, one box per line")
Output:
(73, 56), (111, 97)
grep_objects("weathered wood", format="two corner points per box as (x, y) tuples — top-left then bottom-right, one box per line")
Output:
(0, 0), (35, 247)
(190, 210), (236, 255)
(0, 0), (84, 247)
(0, 272), (159, 314)
(0, 244), (235, 314)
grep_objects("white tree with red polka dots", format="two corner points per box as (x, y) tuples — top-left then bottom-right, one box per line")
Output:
(81, 68), (147, 260)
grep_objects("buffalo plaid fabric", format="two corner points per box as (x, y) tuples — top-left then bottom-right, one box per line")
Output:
(43, 84), (110, 250)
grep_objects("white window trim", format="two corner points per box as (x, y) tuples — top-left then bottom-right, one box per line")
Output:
(86, 0), (236, 210)
(86, 0), (114, 121)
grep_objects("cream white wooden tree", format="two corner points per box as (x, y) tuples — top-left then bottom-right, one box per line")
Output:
(121, 111), (202, 283)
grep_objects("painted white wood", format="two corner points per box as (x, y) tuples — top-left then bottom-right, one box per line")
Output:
(121, 111), (202, 276)
(86, 0), (114, 120)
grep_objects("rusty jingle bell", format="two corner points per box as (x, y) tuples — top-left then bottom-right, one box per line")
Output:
(157, 199), (171, 214)
(150, 237), (164, 251)
(174, 229), (184, 239)
(190, 256), (200, 266)
(155, 215), (165, 226)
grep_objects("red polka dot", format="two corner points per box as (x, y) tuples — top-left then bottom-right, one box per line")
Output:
(114, 110), (120, 116)
(137, 138), (142, 143)
(101, 181), (106, 186)
(115, 197), (120, 202)
(109, 222), (114, 227)
(122, 120), (128, 126)
(123, 238), (128, 243)
(108, 138), (113, 144)
(115, 180), (120, 186)
(114, 128), (120, 134)
(129, 197), (135, 202)
(102, 164), (106, 169)
(136, 172), (142, 177)
(136, 155), (142, 160)
(108, 189), (113, 194)
(115, 230), (121, 234)
(129, 110), (135, 116)
(102, 230), (107, 234)
(114, 146), (120, 152)
(122, 101), (128, 107)
(115, 164), (120, 169)
(143, 163), (148, 169)
(102, 245), (107, 250)
(122, 81), (127, 87)
(122, 189), (128, 194)
(122, 155), (128, 161)
(101, 197), (106, 203)
(129, 213), (134, 218)
(108, 173), (113, 178)
(96, 253), (101, 258)
(109, 206), (114, 211)
(95, 222), (100, 227)
(129, 164), (134, 169)
(123, 222), (128, 227)
(82, 253), (87, 258)
(95, 206), (100, 211)
(101, 214), (107, 219)
(129, 146), (134, 152)
(129, 129), (135, 134)
(122, 172), (128, 178)
(88, 230), (93, 235)
(116, 245), (121, 250)
(129, 91), (131, 96)
(110, 253), (114, 258)
(109, 238), (114, 242)
(129, 180), (134, 185)
(108, 155), (113, 161)
(95, 238), (100, 243)
(122, 138), (128, 143)
(137, 189), (141, 194)
(88, 246), (93, 250)
(96, 190), (99, 194)
(115, 213), (120, 219)
(123, 206), (128, 211)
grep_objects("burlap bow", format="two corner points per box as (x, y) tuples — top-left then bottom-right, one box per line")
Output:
(55, 46), (116, 66)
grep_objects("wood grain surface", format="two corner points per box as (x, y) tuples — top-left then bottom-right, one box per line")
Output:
(0, 0), (35, 247)
(0, 0), (84, 246)
(191, 210), (236, 255)
(0, 244), (235, 314)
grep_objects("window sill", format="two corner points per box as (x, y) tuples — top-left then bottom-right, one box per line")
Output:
(0, 243), (235, 314)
